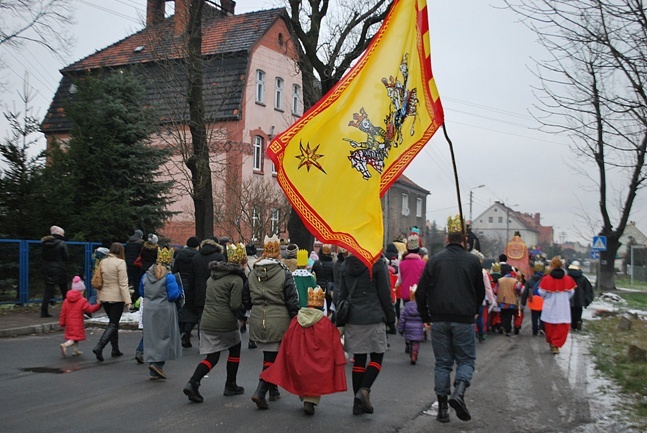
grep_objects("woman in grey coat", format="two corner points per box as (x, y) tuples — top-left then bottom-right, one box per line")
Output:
(139, 249), (182, 380)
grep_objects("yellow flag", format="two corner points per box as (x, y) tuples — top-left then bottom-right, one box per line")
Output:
(267, 0), (444, 269)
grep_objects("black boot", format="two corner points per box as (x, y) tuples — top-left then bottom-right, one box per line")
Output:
(437, 395), (450, 423)
(268, 384), (280, 401)
(93, 324), (116, 362)
(181, 334), (192, 348)
(110, 328), (123, 358)
(224, 381), (245, 396)
(353, 387), (373, 415)
(251, 379), (270, 409)
(448, 380), (471, 421)
(183, 380), (204, 403)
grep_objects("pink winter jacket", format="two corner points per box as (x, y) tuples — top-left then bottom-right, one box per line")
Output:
(60, 290), (101, 341)
(398, 253), (426, 301)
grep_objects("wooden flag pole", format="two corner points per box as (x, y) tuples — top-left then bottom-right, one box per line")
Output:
(442, 124), (467, 241)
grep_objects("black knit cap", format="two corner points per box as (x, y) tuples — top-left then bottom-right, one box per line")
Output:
(246, 244), (257, 256)
(186, 236), (201, 248)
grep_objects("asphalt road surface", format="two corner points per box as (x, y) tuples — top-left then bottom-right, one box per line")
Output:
(0, 320), (636, 433)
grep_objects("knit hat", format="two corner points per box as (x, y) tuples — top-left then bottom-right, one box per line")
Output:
(133, 229), (143, 239)
(186, 236), (201, 248)
(568, 260), (581, 270)
(286, 243), (299, 259)
(297, 249), (309, 267)
(407, 235), (420, 251)
(148, 234), (159, 245)
(321, 244), (332, 255)
(50, 225), (64, 236)
(71, 276), (85, 291)
(245, 244), (257, 256)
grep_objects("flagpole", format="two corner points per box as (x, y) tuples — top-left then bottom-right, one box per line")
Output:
(442, 124), (467, 240)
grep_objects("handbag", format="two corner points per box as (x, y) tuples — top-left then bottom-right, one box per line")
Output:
(335, 278), (359, 327)
(133, 250), (143, 268)
(91, 260), (103, 290)
(173, 272), (185, 312)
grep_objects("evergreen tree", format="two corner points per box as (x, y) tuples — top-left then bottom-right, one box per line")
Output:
(44, 71), (174, 241)
(0, 98), (47, 239)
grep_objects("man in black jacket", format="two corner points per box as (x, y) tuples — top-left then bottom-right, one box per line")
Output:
(567, 260), (594, 331)
(40, 225), (69, 317)
(173, 236), (201, 347)
(124, 229), (145, 305)
(416, 216), (485, 423)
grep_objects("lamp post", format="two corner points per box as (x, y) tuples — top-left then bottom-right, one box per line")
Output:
(469, 184), (485, 221)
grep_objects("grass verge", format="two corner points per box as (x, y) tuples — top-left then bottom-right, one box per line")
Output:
(615, 276), (647, 291)
(585, 314), (647, 430)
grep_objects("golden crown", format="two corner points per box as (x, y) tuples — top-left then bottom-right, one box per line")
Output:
(307, 286), (326, 308)
(447, 214), (464, 234)
(227, 242), (247, 264)
(157, 247), (174, 266)
(263, 234), (281, 258)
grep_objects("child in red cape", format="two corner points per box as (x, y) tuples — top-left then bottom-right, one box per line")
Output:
(261, 287), (347, 415)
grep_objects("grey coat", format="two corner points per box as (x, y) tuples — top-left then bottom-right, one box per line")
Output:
(141, 268), (182, 363)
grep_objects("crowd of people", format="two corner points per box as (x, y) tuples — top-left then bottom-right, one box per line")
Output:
(44, 218), (595, 422)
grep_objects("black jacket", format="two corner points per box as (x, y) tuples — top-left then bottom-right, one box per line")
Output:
(567, 268), (594, 308)
(172, 246), (199, 291)
(312, 254), (335, 288)
(416, 243), (485, 324)
(188, 239), (225, 309)
(336, 256), (395, 326)
(41, 234), (68, 284)
(124, 238), (144, 269)
(140, 242), (159, 272)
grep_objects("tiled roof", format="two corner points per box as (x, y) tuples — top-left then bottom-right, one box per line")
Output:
(43, 8), (284, 133)
(396, 174), (430, 194)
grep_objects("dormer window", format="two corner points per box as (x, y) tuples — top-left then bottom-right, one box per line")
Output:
(134, 45), (145, 53)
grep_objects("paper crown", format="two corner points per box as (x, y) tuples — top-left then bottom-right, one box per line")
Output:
(491, 262), (501, 273)
(470, 249), (485, 261)
(157, 247), (174, 266)
(296, 249), (309, 267)
(307, 286), (326, 308)
(447, 214), (464, 234)
(263, 234), (281, 258)
(227, 242), (247, 264)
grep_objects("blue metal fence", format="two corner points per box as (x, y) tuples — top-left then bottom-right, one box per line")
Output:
(0, 239), (102, 305)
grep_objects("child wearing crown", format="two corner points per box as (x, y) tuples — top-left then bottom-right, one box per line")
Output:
(260, 286), (347, 415)
(293, 249), (319, 309)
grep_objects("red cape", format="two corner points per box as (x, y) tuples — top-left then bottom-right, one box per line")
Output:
(261, 314), (347, 396)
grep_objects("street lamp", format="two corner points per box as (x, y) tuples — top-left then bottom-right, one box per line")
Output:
(469, 184), (485, 221)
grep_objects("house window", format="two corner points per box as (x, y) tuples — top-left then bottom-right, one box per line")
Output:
(416, 198), (423, 217)
(251, 208), (260, 241)
(253, 136), (263, 171)
(256, 70), (266, 104)
(271, 208), (280, 234)
(292, 84), (301, 115)
(275, 77), (284, 110)
(272, 162), (277, 175)
(488, 217), (492, 223)
(498, 216), (503, 223)
(401, 193), (410, 216)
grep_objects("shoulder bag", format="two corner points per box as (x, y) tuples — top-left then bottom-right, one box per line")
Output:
(335, 278), (359, 327)
(91, 260), (103, 290)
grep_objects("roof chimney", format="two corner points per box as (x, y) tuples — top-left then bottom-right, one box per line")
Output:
(146, 0), (165, 27)
(174, 0), (190, 36)
(221, 0), (236, 15)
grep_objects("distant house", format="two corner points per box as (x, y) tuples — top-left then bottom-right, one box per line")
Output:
(472, 201), (554, 249)
(618, 221), (647, 258)
(41, 0), (302, 244)
(381, 174), (429, 246)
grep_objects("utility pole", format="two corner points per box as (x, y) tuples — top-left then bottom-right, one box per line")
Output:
(469, 184), (485, 221)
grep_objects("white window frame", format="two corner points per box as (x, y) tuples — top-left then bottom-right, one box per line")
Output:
(416, 197), (423, 217)
(253, 136), (263, 171)
(251, 208), (260, 241)
(256, 70), (266, 104)
(275, 77), (284, 110)
(270, 208), (280, 234)
(292, 84), (301, 115)
(401, 193), (410, 216)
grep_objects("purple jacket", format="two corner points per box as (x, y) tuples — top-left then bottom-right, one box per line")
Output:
(397, 301), (425, 341)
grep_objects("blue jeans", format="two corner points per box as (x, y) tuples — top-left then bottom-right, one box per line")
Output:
(431, 322), (476, 396)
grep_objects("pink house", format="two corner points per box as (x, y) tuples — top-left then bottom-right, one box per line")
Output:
(41, 0), (302, 245)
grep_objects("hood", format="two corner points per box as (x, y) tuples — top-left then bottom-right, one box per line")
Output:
(145, 265), (165, 282)
(65, 290), (83, 303)
(41, 235), (64, 245)
(549, 268), (566, 279)
(343, 255), (368, 278)
(297, 307), (324, 327)
(253, 258), (286, 281)
(567, 268), (583, 279)
(128, 234), (144, 242)
(209, 261), (245, 279)
(200, 239), (223, 256)
(175, 247), (198, 264)
(142, 241), (158, 251)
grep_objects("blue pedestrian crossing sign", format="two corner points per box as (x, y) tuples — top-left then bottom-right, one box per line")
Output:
(592, 236), (607, 251)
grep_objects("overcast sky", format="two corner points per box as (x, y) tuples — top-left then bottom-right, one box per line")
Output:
(1, 0), (644, 245)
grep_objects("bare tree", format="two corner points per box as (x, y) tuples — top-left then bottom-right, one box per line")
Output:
(506, 0), (647, 291)
(284, 0), (391, 251)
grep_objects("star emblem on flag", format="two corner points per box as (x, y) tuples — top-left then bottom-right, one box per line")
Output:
(295, 141), (326, 174)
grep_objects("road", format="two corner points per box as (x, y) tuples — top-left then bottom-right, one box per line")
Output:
(0, 319), (637, 433)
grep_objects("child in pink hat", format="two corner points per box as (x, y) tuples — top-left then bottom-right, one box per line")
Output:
(59, 276), (102, 357)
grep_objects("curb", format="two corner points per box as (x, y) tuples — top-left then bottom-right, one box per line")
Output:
(0, 322), (61, 338)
